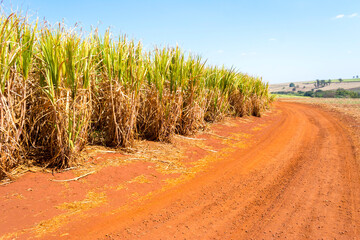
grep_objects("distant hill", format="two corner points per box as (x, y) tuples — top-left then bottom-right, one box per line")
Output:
(270, 78), (360, 93)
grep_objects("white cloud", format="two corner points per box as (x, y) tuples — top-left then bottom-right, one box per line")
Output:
(269, 38), (277, 41)
(349, 13), (358, 18)
(335, 14), (345, 19)
(217, 50), (224, 54)
(334, 13), (359, 19)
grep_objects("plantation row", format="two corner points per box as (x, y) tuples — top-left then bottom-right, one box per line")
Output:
(0, 12), (273, 179)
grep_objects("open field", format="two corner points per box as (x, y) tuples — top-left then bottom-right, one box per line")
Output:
(273, 94), (310, 98)
(270, 80), (360, 93)
(1, 100), (359, 239)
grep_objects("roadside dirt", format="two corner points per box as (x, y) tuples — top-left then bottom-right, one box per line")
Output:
(1, 102), (359, 240)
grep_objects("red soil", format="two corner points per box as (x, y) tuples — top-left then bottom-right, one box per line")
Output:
(1, 102), (359, 239)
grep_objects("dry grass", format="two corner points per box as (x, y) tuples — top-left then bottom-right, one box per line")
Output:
(57, 191), (107, 212)
(128, 175), (151, 184)
(29, 191), (107, 237)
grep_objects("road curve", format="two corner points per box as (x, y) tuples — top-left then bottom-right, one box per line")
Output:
(71, 102), (360, 239)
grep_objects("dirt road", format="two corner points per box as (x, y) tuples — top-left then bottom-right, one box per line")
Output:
(63, 102), (359, 240)
(1, 102), (359, 239)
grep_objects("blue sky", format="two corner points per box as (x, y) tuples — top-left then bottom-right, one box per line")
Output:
(3, 0), (360, 83)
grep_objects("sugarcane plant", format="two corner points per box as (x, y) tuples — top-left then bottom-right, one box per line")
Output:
(94, 31), (147, 147)
(0, 9), (273, 180)
(0, 13), (37, 178)
(138, 47), (185, 141)
(30, 25), (94, 168)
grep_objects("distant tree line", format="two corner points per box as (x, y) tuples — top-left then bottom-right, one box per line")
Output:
(314, 79), (331, 88)
(309, 88), (360, 98)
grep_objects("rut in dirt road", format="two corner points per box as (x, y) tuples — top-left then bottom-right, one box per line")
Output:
(72, 102), (360, 240)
